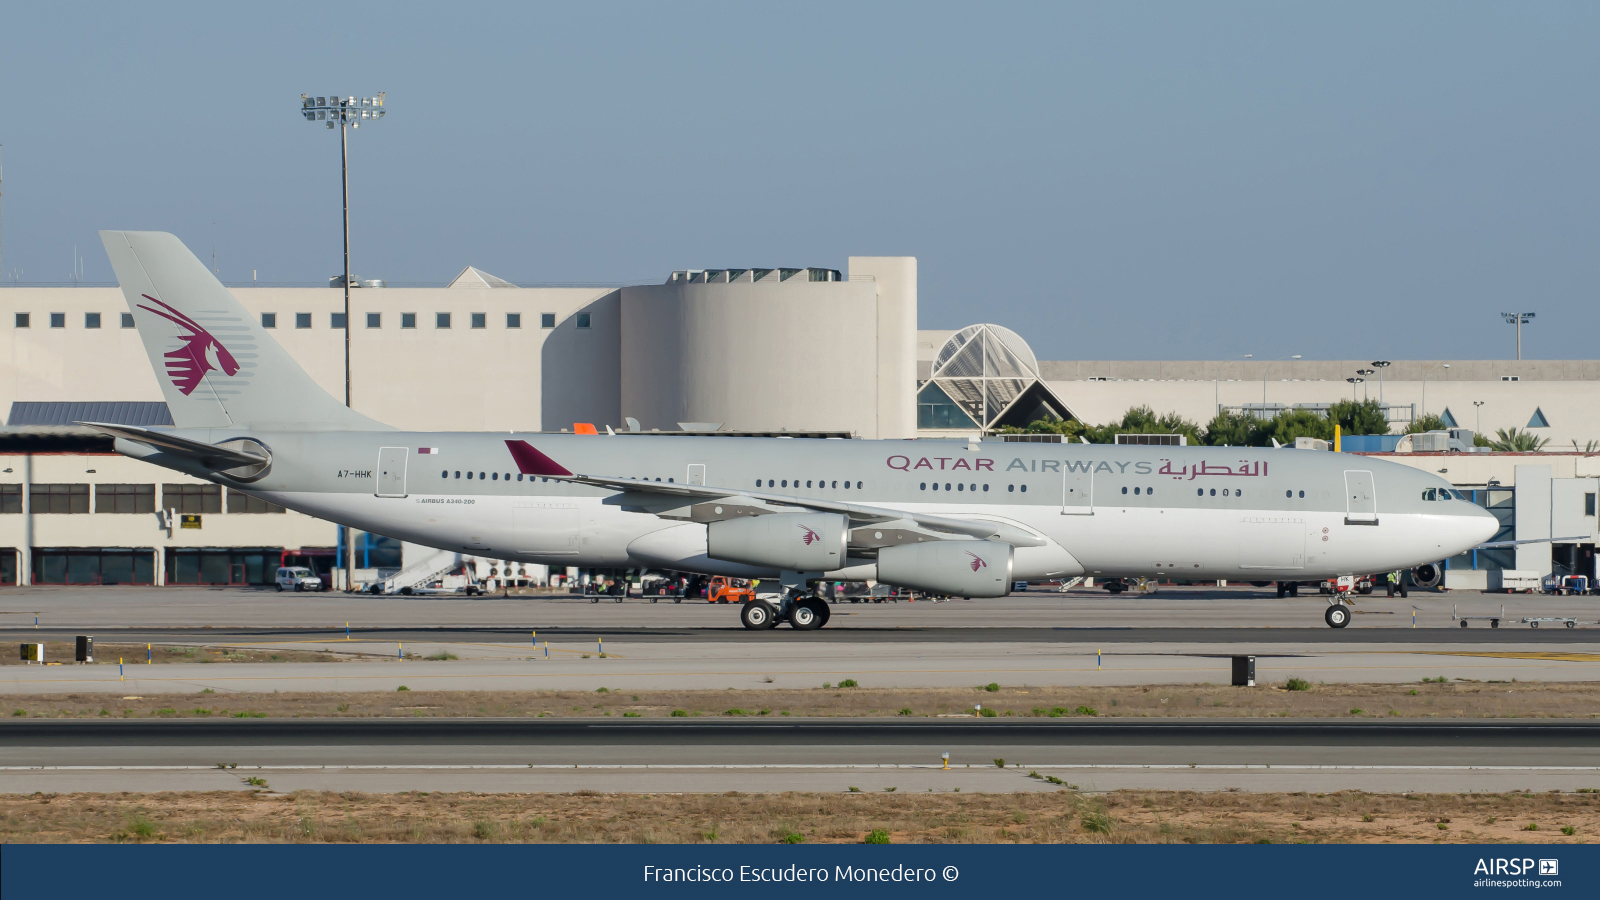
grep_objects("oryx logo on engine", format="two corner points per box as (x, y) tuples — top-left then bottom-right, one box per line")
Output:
(798, 525), (821, 545)
(966, 552), (988, 572)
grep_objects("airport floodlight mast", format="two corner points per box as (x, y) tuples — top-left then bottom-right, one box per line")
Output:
(1500, 311), (1535, 360)
(1346, 377), (1364, 401)
(1473, 400), (1486, 434)
(1371, 360), (1391, 403)
(301, 92), (386, 593)
(1356, 368), (1375, 401)
(1262, 355), (1302, 407)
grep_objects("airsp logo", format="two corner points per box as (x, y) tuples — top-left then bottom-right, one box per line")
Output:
(1472, 858), (1555, 876)
(1539, 859), (1559, 877)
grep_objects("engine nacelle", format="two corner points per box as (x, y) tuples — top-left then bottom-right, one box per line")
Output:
(877, 540), (1014, 598)
(706, 512), (848, 571)
(1412, 563), (1442, 589)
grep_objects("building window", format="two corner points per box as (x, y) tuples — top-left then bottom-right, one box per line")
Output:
(506, 313), (521, 329)
(85, 313), (101, 329)
(30, 484), (90, 514)
(366, 312), (382, 328)
(34, 549), (154, 585)
(163, 483), (222, 514)
(437, 312), (451, 329)
(541, 313), (556, 328)
(576, 313), (591, 329)
(95, 484), (155, 514)
(0, 484), (21, 513)
(227, 490), (286, 514)
(262, 312), (277, 329)
(15, 313), (29, 328)
(1587, 493), (1597, 517)
(471, 313), (487, 329)
(50, 313), (65, 328)
(331, 312), (347, 329)
(121, 313), (135, 328)
(295, 313), (312, 329)
(402, 313), (416, 329)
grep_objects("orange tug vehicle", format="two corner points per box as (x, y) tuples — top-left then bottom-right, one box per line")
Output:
(706, 576), (755, 604)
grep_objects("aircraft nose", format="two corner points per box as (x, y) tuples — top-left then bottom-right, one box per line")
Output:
(1466, 504), (1498, 545)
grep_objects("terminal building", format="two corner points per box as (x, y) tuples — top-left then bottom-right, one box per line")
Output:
(1, 256), (1596, 587)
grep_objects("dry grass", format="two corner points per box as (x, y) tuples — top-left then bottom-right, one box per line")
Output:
(4, 681), (1599, 720)
(2, 789), (1595, 844)
(1, 642), (349, 666)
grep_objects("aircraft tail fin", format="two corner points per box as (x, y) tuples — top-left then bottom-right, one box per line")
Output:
(99, 230), (389, 431)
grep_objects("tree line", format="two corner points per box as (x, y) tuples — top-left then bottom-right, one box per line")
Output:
(1002, 400), (1549, 450)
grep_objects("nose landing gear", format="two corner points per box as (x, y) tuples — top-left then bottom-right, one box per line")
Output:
(1324, 602), (1351, 628)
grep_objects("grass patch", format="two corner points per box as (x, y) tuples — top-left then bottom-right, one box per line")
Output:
(864, 829), (891, 844)
(1284, 678), (1311, 692)
(839, 679), (858, 688)
(425, 652), (458, 661)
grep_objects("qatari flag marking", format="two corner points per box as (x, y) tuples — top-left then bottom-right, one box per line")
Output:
(417, 447), (439, 455)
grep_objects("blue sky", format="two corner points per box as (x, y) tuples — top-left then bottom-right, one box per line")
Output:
(2, 2), (1596, 360)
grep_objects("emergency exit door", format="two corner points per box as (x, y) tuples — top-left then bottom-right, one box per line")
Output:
(1344, 470), (1377, 525)
(376, 447), (409, 498)
(1061, 467), (1094, 515)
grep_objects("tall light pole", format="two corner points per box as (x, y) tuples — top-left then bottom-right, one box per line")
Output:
(1473, 400), (1485, 435)
(1371, 360), (1391, 404)
(1422, 363), (1450, 424)
(302, 93), (386, 592)
(1215, 354), (1252, 416)
(1262, 355), (1302, 414)
(1356, 368), (1375, 401)
(1346, 377), (1364, 401)
(1500, 312), (1534, 361)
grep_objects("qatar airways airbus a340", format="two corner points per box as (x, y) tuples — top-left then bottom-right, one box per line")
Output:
(87, 231), (1500, 630)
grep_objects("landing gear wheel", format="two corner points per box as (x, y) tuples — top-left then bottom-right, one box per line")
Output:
(1459, 619), (1469, 628)
(1289, 583), (1299, 598)
(1325, 604), (1351, 629)
(741, 600), (777, 630)
(1277, 583), (1287, 599)
(789, 598), (827, 630)
(1530, 621), (1539, 628)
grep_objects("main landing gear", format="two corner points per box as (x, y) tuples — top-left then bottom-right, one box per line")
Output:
(1275, 581), (1300, 599)
(739, 572), (833, 631)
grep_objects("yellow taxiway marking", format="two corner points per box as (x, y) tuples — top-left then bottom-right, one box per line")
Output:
(1412, 651), (1600, 663)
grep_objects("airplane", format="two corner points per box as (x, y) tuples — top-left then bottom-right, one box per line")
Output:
(87, 231), (1500, 630)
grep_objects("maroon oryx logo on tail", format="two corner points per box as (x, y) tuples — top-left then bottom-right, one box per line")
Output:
(966, 551), (988, 572)
(798, 524), (821, 545)
(136, 294), (239, 396)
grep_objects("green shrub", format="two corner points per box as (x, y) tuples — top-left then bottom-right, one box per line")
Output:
(1524, 823), (1539, 832)
(1284, 678), (1311, 691)
(1349, 708), (1363, 715)
(780, 831), (804, 844)
(1561, 826), (1576, 836)
(1075, 705), (1097, 716)
(839, 679), (858, 688)
(472, 820), (496, 840)
(984, 683), (1000, 692)
(425, 651), (457, 661)
(864, 829), (891, 844)
(670, 709), (688, 717)
(396, 685), (410, 692)
(993, 758), (1006, 768)
(596, 687), (610, 693)
(724, 708), (748, 716)
(897, 708), (913, 716)
(622, 712), (641, 717)
(979, 708), (997, 718)
(1081, 810), (1114, 834)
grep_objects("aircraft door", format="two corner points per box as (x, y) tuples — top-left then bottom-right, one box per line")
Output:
(376, 447), (408, 498)
(1344, 470), (1378, 525)
(1061, 465), (1093, 515)
(687, 464), (705, 486)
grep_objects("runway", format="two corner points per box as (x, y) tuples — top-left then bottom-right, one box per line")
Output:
(4, 719), (1595, 795)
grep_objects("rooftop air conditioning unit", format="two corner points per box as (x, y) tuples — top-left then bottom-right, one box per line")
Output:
(1114, 434), (1185, 446)
(1293, 437), (1329, 451)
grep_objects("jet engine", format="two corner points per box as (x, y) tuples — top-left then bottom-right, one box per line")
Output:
(706, 512), (848, 571)
(1412, 562), (1442, 589)
(877, 540), (1013, 598)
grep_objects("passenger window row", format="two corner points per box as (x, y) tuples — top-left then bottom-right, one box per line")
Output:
(920, 483), (989, 492)
(1193, 487), (1252, 498)
(757, 480), (863, 489)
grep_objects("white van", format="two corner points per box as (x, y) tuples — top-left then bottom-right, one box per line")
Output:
(275, 566), (323, 592)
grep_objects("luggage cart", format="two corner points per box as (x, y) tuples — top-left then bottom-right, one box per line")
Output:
(1520, 616), (1580, 629)
(1452, 604), (1505, 629)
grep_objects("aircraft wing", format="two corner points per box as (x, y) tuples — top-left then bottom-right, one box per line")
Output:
(77, 422), (270, 469)
(556, 472), (1048, 548)
(1474, 536), (1590, 549)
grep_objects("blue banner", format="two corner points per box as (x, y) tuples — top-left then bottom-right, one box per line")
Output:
(3, 844), (1594, 898)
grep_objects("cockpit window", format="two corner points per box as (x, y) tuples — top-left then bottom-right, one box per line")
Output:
(1422, 489), (1437, 501)
(1449, 489), (1469, 501)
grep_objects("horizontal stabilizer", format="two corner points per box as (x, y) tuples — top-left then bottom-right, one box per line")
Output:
(76, 422), (268, 469)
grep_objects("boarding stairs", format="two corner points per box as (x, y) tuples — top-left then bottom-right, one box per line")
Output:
(379, 548), (465, 594)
